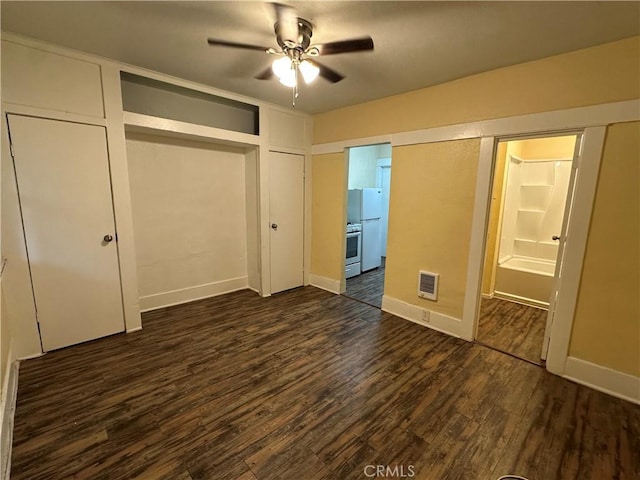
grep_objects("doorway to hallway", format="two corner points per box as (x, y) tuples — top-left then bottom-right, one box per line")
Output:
(342, 143), (391, 308)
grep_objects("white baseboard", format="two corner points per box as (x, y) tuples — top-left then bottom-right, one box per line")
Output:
(309, 274), (342, 295)
(139, 277), (249, 312)
(381, 295), (463, 338)
(494, 291), (549, 310)
(564, 357), (640, 405)
(1, 341), (18, 480)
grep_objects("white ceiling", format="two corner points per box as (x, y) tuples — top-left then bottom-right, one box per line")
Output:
(2, 1), (639, 114)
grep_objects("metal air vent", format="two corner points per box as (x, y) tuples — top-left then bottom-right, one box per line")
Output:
(418, 271), (439, 301)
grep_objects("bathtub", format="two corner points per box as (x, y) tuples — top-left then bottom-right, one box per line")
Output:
(494, 256), (555, 308)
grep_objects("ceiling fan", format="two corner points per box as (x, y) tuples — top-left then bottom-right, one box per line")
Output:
(206, 3), (374, 106)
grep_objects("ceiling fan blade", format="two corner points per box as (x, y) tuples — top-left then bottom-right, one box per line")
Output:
(207, 38), (270, 52)
(255, 66), (274, 80)
(314, 60), (345, 83)
(273, 2), (299, 45)
(316, 37), (374, 55)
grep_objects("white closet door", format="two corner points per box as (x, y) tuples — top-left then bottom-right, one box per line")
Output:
(269, 151), (304, 294)
(8, 115), (124, 351)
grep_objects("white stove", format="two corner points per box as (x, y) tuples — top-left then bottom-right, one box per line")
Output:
(346, 223), (362, 234)
(345, 223), (362, 278)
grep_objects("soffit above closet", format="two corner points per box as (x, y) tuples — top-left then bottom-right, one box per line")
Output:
(1, 1), (639, 114)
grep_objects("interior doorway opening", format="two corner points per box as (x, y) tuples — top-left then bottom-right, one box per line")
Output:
(342, 143), (391, 308)
(476, 133), (581, 365)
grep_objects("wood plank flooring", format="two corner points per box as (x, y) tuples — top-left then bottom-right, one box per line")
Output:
(477, 297), (547, 365)
(344, 257), (385, 308)
(11, 287), (640, 480)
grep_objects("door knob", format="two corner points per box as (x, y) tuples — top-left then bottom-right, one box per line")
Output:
(103, 234), (114, 243)
(271, 223), (278, 230)
(552, 235), (561, 241)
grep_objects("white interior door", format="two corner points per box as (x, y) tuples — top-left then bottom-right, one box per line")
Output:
(541, 134), (582, 360)
(269, 151), (304, 294)
(8, 115), (125, 351)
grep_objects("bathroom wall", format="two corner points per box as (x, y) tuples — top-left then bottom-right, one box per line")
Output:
(482, 141), (520, 295)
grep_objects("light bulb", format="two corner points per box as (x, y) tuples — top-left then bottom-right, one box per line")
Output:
(272, 56), (297, 88)
(278, 69), (297, 87)
(272, 56), (292, 78)
(299, 60), (319, 84)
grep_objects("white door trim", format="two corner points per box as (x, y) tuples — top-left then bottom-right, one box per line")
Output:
(312, 99), (639, 154)
(466, 127), (606, 376)
(462, 137), (496, 341)
(541, 135), (583, 361)
(545, 126), (606, 375)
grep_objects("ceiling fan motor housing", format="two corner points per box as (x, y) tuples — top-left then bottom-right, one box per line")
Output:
(275, 18), (313, 51)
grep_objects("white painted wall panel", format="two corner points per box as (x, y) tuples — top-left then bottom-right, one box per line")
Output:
(1, 41), (104, 118)
(348, 145), (379, 189)
(126, 133), (248, 308)
(268, 109), (308, 150)
(244, 149), (260, 292)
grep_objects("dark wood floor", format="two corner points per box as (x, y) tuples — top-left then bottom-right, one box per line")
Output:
(344, 257), (385, 308)
(11, 287), (640, 480)
(477, 297), (547, 365)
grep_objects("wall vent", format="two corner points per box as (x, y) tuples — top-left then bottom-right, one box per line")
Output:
(418, 271), (439, 301)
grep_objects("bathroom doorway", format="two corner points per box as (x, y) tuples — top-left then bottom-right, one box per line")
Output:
(477, 134), (580, 364)
(343, 143), (392, 308)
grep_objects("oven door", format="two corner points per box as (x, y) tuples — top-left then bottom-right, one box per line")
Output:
(346, 231), (362, 265)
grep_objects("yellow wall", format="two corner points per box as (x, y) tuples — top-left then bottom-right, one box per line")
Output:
(311, 36), (640, 377)
(310, 152), (347, 281)
(482, 141), (509, 295)
(314, 37), (640, 144)
(569, 122), (640, 376)
(518, 135), (577, 159)
(386, 140), (480, 318)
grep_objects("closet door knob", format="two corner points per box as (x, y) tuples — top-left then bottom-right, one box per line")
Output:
(103, 234), (114, 243)
(552, 235), (561, 241)
(271, 223), (278, 230)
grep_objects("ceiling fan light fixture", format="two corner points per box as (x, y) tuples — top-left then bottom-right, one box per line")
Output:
(278, 69), (297, 88)
(272, 55), (293, 78)
(299, 59), (319, 84)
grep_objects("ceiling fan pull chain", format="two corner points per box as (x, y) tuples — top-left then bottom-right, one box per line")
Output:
(292, 67), (299, 107)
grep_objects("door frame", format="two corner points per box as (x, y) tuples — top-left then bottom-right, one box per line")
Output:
(465, 126), (606, 376)
(474, 132), (582, 363)
(376, 157), (392, 258)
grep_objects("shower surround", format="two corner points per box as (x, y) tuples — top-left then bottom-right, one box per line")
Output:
(495, 155), (572, 307)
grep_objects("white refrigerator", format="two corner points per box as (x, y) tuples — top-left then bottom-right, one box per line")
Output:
(348, 188), (382, 271)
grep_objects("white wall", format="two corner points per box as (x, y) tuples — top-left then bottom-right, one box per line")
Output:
(126, 132), (249, 310)
(348, 143), (392, 189)
(348, 145), (379, 189)
(244, 149), (260, 292)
